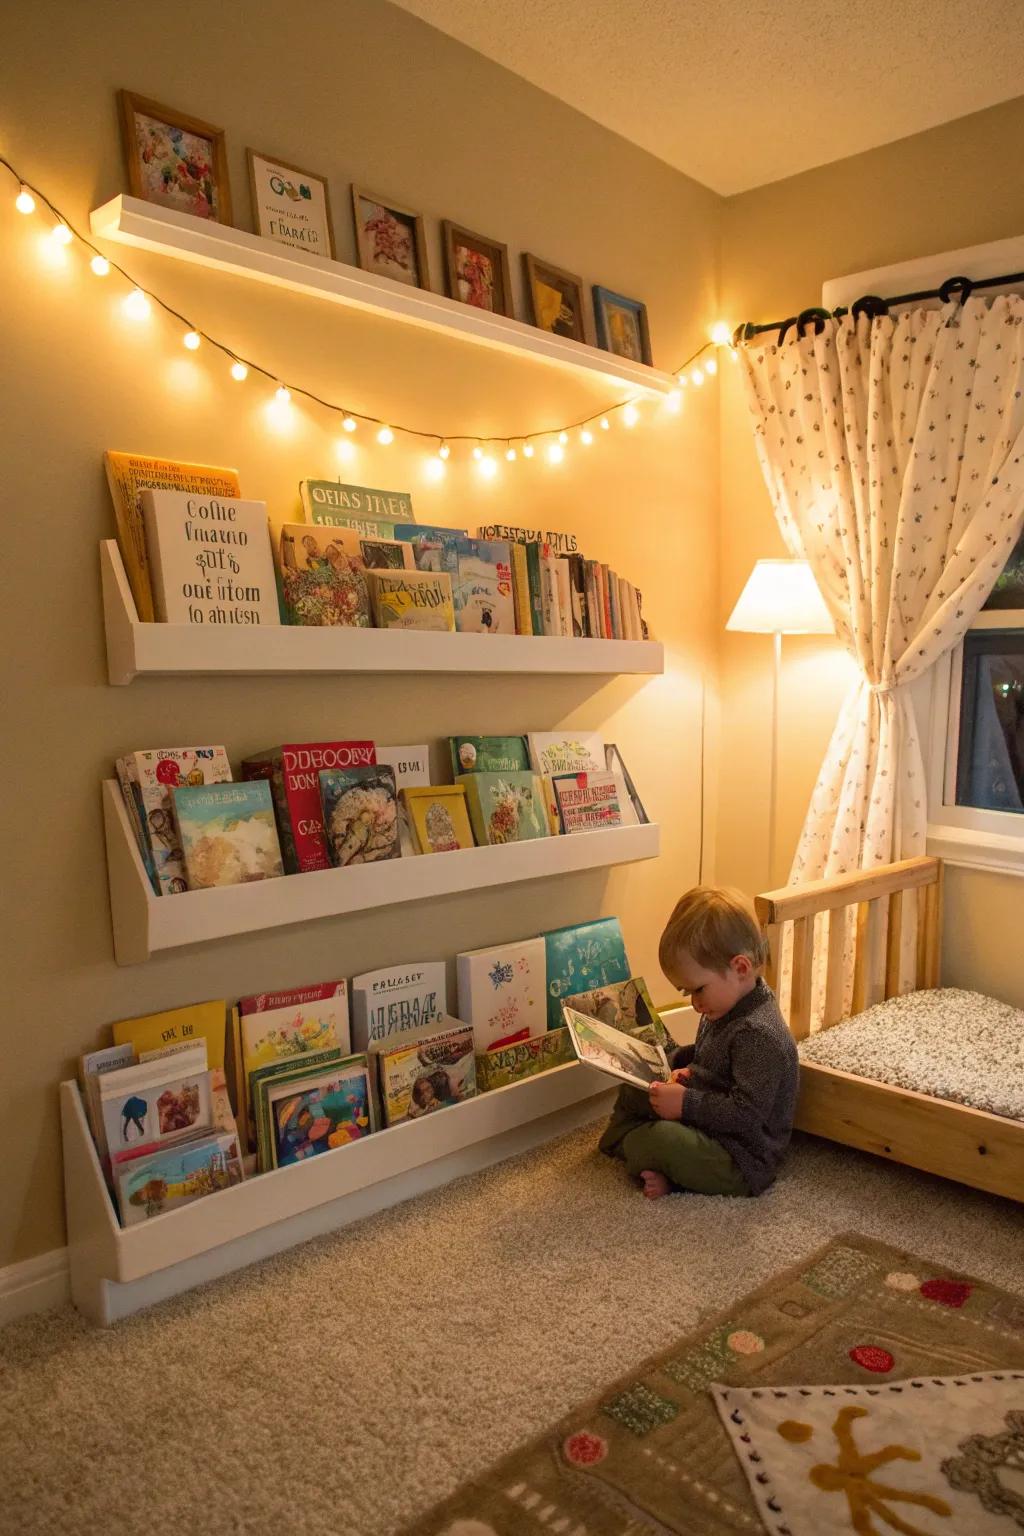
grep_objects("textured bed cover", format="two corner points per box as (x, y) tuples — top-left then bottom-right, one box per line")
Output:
(797, 987), (1024, 1122)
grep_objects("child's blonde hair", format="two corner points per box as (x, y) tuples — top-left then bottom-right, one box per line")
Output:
(659, 886), (769, 974)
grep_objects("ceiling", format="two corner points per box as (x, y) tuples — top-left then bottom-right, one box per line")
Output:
(389, 0), (1024, 194)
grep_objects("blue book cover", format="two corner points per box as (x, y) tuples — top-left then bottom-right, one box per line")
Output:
(318, 765), (399, 866)
(392, 523), (465, 574)
(543, 917), (630, 1031)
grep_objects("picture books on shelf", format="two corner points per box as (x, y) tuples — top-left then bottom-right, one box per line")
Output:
(563, 976), (668, 1047)
(474, 1028), (574, 1091)
(99, 1044), (213, 1163)
(116, 746), (232, 895)
(401, 786), (473, 853)
(527, 732), (605, 778)
(172, 780), (284, 888)
(350, 961), (447, 1052)
(551, 770), (635, 834)
(319, 765), (400, 866)
(374, 744), (431, 857)
(377, 1021), (476, 1126)
(368, 569), (455, 631)
(264, 1056), (374, 1169)
(563, 1007), (670, 1088)
(115, 1130), (244, 1227)
(543, 917), (630, 1030)
(458, 771), (549, 846)
(241, 741), (376, 873)
(237, 980), (351, 1150)
(299, 478), (414, 529)
(140, 490), (280, 628)
(456, 936), (546, 1051)
(278, 523), (371, 626)
(448, 736), (529, 777)
(449, 538), (515, 634)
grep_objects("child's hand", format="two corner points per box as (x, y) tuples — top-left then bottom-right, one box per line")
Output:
(670, 1067), (692, 1084)
(649, 1080), (685, 1120)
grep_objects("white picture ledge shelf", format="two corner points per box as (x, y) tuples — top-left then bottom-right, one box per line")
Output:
(91, 196), (678, 396)
(103, 779), (661, 965)
(101, 543), (665, 683)
(62, 1065), (614, 1324)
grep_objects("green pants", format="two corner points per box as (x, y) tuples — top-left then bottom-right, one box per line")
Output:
(599, 1086), (749, 1196)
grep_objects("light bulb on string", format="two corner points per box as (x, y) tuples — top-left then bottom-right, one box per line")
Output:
(183, 329), (201, 351)
(558, 431), (568, 445)
(710, 321), (732, 347)
(677, 372), (688, 387)
(51, 222), (72, 246)
(275, 384), (291, 404)
(704, 355), (718, 375)
(622, 403), (640, 427)
(342, 415), (357, 432)
(425, 454), (446, 482)
(478, 454), (498, 480)
(599, 418), (610, 431)
(90, 255), (110, 277)
(690, 368), (704, 386)
(505, 446), (517, 462)
(438, 442), (450, 460)
(666, 389), (682, 412)
(15, 186), (35, 215)
(729, 346), (739, 362)
(472, 445), (484, 461)
(522, 442), (535, 459)
(580, 428), (593, 446)
(377, 425), (394, 445)
(230, 360), (248, 381)
(336, 437), (356, 464)
(547, 442), (564, 464)
(123, 288), (151, 320)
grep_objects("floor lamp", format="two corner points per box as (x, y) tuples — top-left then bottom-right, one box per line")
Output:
(726, 559), (835, 887)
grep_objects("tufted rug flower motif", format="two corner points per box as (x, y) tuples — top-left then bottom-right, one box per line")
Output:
(409, 1233), (1024, 1535)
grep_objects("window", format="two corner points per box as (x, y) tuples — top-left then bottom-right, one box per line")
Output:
(955, 631), (1024, 814)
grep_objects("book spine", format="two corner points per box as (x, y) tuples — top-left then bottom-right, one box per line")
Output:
(628, 583), (642, 641)
(599, 564), (612, 639)
(616, 577), (630, 640)
(509, 541), (531, 635)
(567, 555), (586, 638)
(525, 542), (545, 635)
(553, 556), (572, 637)
(540, 547), (562, 637)
(635, 587), (649, 640)
(607, 570), (620, 638)
(582, 561), (598, 639)
(240, 756), (301, 875)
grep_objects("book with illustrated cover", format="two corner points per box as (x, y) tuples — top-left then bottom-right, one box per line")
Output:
(172, 781), (284, 888)
(448, 736), (529, 777)
(449, 538), (515, 634)
(564, 554), (586, 637)
(402, 786), (474, 853)
(368, 568), (455, 631)
(392, 523), (465, 573)
(377, 1021), (476, 1126)
(78, 1043), (136, 1156)
(112, 999), (228, 1070)
(543, 917), (630, 1030)
(562, 1006), (670, 1089)
(527, 732), (605, 778)
(264, 1056), (374, 1170)
(456, 936), (546, 1052)
(553, 555), (572, 638)
(563, 976), (669, 1048)
(458, 772), (549, 846)
(539, 546), (562, 636)
(247, 1044), (348, 1167)
(475, 1027), (574, 1091)
(278, 523), (371, 626)
(508, 541), (531, 635)
(118, 746), (232, 895)
(300, 478), (414, 529)
(114, 1129), (244, 1227)
(104, 452), (241, 625)
(605, 743), (650, 824)
(524, 542), (545, 635)
(350, 962), (447, 1052)
(99, 1045), (213, 1162)
(237, 984), (350, 1147)
(374, 744), (431, 856)
(551, 770), (636, 834)
(359, 537), (415, 570)
(140, 490), (279, 628)
(318, 765), (400, 866)
(241, 741), (376, 873)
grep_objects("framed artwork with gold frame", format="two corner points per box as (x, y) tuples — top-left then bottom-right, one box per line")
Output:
(523, 254), (588, 342)
(442, 220), (514, 317)
(351, 186), (430, 290)
(117, 90), (232, 224)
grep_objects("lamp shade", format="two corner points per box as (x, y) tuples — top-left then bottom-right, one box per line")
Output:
(726, 559), (834, 635)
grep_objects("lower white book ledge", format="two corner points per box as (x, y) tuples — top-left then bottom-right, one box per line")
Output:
(61, 1065), (615, 1326)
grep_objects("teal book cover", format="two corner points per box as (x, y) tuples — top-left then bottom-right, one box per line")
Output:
(393, 523), (466, 575)
(543, 918), (630, 1030)
(172, 780), (284, 889)
(448, 736), (529, 777)
(458, 772), (549, 846)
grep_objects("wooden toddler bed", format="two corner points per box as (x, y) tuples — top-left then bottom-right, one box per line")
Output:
(754, 856), (1024, 1202)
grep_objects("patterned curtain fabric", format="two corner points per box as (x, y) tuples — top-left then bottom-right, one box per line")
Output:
(741, 295), (1024, 999)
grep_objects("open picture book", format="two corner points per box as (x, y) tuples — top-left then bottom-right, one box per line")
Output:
(562, 1005), (670, 1088)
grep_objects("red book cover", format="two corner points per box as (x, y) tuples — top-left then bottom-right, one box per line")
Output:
(237, 980), (347, 1015)
(240, 742), (376, 873)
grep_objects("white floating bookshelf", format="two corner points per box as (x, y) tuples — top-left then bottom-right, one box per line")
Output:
(100, 542), (665, 684)
(61, 1065), (615, 1325)
(103, 779), (661, 965)
(91, 196), (679, 396)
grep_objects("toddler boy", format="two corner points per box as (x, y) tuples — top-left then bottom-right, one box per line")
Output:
(599, 886), (798, 1198)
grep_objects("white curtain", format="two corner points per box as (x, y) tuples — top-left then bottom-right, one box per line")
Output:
(742, 294), (1024, 998)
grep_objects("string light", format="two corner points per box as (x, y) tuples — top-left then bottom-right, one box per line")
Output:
(522, 443), (535, 459)
(123, 288), (151, 320)
(547, 442), (564, 464)
(377, 425), (394, 445)
(580, 428), (593, 445)
(336, 437), (356, 463)
(710, 321), (732, 346)
(558, 431), (568, 445)
(438, 442), (450, 460)
(622, 403), (640, 427)
(275, 384), (291, 404)
(505, 446), (517, 462)
(15, 186), (35, 214)
(424, 454), (445, 481)
(183, 329), (201, 351)
(342, 415), (357, 432)
(230, 359), (248, 381)
(472, 445), (484, 461)
(704, 356), (718, 375)
(677, 373), (688, 387)
(51, 221), (72, 246)
(690, 368), (705, 386)
(478, 454), (498, 479)
(599, 418), (611, 431)
(666, 389), (682, 412)
(90, 254), (110, 277)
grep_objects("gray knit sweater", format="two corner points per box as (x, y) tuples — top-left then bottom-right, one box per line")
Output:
(670, 977), (798, 1194)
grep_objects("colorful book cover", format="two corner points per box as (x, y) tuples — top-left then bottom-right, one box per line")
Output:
(392, 523), (465, 573)
(278, 522), (371, 626)
(402, 786), (474, 853)
(266, 1056), (374, 1169)
(374, 744), (431, 856)
(458, 772), (550, 846)
(563, 976), (668, 1048)
(551, 770), (635, 833)
(509, 541), (531, 635)
(377, 1022), (476, 1126)
(605, 743), (649, 824)
(527, 732), (605, 778)
(553, 555), (572, 637)
(359, 538), (414, 570)
(241, 742), (377, 873)
(115, 1130), (244, 1227)
(368, 569), (455, 631)
(318, 765), (399, 866)
(543, 917), (630, 1030)
(449, 538), (515, 634)
(538, 774), (562, 837)
(565, 554), (586, 637)
(112, 999), (228, 1070)
(124, 746), (232, 896)
(78, 1043), (136, 1155)
(475, 1027), (574, 1092)
(172, 781), (284, 888)
(248, 1045), (348, 1166)
(524, 541), (545, 635)
(540, 547), (562, 636)
(300, 478), (414, 528)
(99, 1046), (213, 1161)
(140, 489), (280, 628)
(104, 451), (241, 624)
(562, 1006), (670, 1089)
(599, 564), (613, 638)
(448, 736), (529, 777)
(350, 962), (448, 1052)
(456, 936), (546, 1052)
(239, 985), (350, 1079)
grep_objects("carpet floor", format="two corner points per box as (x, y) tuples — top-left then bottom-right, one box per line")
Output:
(2, 1123), (1022, 1536)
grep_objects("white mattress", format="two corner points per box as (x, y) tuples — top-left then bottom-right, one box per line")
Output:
(797, 987), (1024, 1122)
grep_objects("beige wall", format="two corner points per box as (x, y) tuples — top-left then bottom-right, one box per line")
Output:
(0, 0), (722, 1265)
(716, 96), (1024, 1005)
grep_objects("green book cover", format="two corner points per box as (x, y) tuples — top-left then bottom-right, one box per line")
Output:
(249, 1044), (348, 1165)
(448, 736), (529, 777)
(457, 772), (549, 846)
(525, 542), (545, 635)
(300, 478), (413, 531)
(543, 918), (630, 1030)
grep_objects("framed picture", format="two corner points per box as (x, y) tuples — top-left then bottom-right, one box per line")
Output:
(117, 90), (231, 223)
(592, 285), (653, 365)
(247, 150), (335, 259)
(442, 221), (514, 317)
(351, 186), (430, 289)
(523, 254), (587, 342)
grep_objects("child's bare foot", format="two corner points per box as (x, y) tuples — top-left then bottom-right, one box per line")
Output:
(640, 1169), (672, 1200)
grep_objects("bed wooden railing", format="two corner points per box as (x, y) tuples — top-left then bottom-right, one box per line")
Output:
(754, 856), (943, 1039)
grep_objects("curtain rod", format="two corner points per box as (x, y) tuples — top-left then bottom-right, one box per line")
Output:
(735, 266), (1024, 346)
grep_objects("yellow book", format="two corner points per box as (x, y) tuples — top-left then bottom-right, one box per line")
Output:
(368, 569), (455, 631)
(402, 786), (474, 853)
(112, 999), (228, 1070)
(104, 452), (241, 624)
(510, 542), (532, 635)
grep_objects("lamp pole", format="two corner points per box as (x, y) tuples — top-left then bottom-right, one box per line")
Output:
(768, 628), (781, 888)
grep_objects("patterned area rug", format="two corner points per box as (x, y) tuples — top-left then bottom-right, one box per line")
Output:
(409, 1233), (1024, 1535)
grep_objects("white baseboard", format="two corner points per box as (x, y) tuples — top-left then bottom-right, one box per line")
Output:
(0, 1247), (70, 1327)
